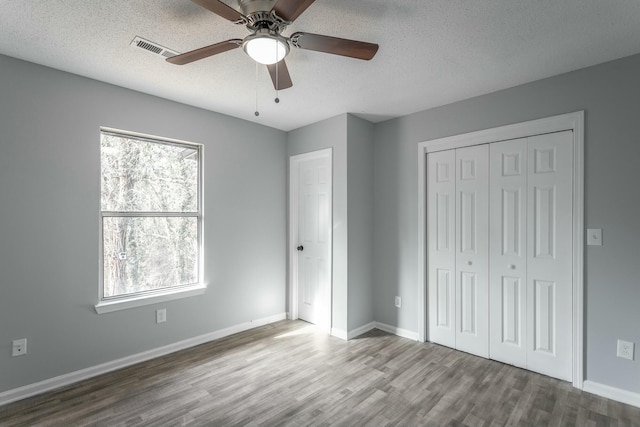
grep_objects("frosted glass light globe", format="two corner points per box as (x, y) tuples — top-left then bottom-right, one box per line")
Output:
(244, 34), (289, 65)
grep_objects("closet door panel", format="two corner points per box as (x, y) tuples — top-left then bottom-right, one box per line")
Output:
(526, 130), (573, 381)
(489, 139), (528, 367)
(455, 145), (489, 358)
(427, 150), (456, 347)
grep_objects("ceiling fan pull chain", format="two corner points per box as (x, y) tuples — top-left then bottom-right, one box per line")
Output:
(275, 42), (280, 104)
(254, 61), (260, 116)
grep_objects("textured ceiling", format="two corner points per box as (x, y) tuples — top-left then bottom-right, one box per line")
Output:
(2, 0), (640, 131)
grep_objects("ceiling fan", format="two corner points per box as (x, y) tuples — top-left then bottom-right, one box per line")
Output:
(167, 0), (379, 90)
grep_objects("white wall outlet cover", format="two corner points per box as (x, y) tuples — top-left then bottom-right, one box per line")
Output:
(394, 296), (401, 308)
(616, 339), (634, 360)
(156, 308), (167, 324)
(587, 228), (602, 246)
(12, 338), (27, 357)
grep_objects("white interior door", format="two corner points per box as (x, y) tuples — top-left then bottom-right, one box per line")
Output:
(489, 138), (528, 367)
(455, 145), (489, 358)
(296, 153), (332, 329)
(427, 150), (456, 348)
(526, 130), (573, 381)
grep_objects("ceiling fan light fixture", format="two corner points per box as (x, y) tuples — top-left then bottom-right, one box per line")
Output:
(243, 31), (289, 65)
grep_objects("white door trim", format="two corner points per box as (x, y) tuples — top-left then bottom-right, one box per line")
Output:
(288, 148), (333, 331)
(417, 111), (584, 389)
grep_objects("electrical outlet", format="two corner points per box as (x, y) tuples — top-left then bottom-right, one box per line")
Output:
(617, 339), (634, 360)
(156, 308), (167, 324)
(587, 228), (603, 246)
(395, 296), (401, 308)
(12, 339), (27, 357)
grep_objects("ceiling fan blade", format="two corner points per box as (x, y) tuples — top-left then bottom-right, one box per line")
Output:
(167, 39), (242, 65)
(191, 0), (246, 23)
(272, 0), (315, 22)
(290, 32), (379, 60)
(267, 60), (293, 90)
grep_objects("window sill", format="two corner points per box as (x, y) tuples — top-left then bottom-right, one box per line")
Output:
(94, 284), (207, 314)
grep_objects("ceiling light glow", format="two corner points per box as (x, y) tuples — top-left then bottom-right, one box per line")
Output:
(243, 32), (289, 65)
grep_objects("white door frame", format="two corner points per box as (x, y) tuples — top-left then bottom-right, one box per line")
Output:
(417, 111), (585, 389)
(288, 148), (333, 330)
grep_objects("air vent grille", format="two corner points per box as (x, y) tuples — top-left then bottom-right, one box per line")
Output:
(137, 40), (163, 54)
(130, 36), (178, 58)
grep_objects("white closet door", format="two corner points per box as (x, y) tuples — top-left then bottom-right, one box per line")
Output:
(427, 131), (574, 381)
(455, 145), (489, 358)
(427, 150), (456, 347)
(489, 138), (528, 367)
(526, 130), (573, 381)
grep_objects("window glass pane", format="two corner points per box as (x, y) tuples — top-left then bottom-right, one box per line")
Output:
(102, 217), (198, 298)
(101, 133), (198, 212)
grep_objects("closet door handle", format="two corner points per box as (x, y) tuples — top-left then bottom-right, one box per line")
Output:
(509, 264), (516, 270)
(467, 261), (472, 266)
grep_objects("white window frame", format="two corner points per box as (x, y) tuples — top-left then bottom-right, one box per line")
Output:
(95, 127), (205, 314)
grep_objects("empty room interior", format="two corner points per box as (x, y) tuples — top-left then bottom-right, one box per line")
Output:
(1, 0), (640, 425)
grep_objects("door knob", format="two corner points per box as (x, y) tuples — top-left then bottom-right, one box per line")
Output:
(467, 261), (472, 266)
(297, 245), (304, 251)
(509, 264), (516, 270)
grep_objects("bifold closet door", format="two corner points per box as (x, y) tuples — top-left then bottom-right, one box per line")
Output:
(489, 138), (528, 368)
(488, 131), (573, 381)
(525, 131), (573, 381)
(428, 145), (489, 358)
(427, 150), (456, 348)
(455, 145), (489, 358)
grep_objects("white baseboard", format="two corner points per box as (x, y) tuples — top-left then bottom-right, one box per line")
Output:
(330, 327), (348, 340)
(0, 312), (287, 407)
(336, 321), (418, 341)
(583, 380), (640, 408)
(348, 322), (376, 340)
(374, 321), (419, 341)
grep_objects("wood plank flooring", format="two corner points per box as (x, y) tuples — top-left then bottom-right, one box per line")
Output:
(1, 320), (639, 426)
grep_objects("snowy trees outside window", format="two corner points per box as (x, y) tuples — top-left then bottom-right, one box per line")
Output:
(100, 130), (201, 300)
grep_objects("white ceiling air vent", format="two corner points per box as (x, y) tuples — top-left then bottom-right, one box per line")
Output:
(130, 36), (179, 59)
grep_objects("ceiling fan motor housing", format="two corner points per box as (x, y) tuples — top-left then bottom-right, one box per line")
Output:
(244, 11), (289, 33)
(239, 0), (290, 31)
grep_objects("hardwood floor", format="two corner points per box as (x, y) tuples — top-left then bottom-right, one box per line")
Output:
(1, 320), (639, 426)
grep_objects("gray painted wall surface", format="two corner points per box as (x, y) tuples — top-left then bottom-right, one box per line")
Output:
(372, 53), (640, 393)
(287, 115), (349, 334)
(0, 55), (287, 393)
(346, 115), (374, 331)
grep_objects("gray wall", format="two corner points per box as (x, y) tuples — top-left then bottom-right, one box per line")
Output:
(372, 53), (640, 393)
(0, 54), (287, 393)
(287, 115), (349, 334)
(346, 115), (374, 331)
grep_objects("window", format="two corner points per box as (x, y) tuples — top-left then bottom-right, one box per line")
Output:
(96, 128), (203, 313)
